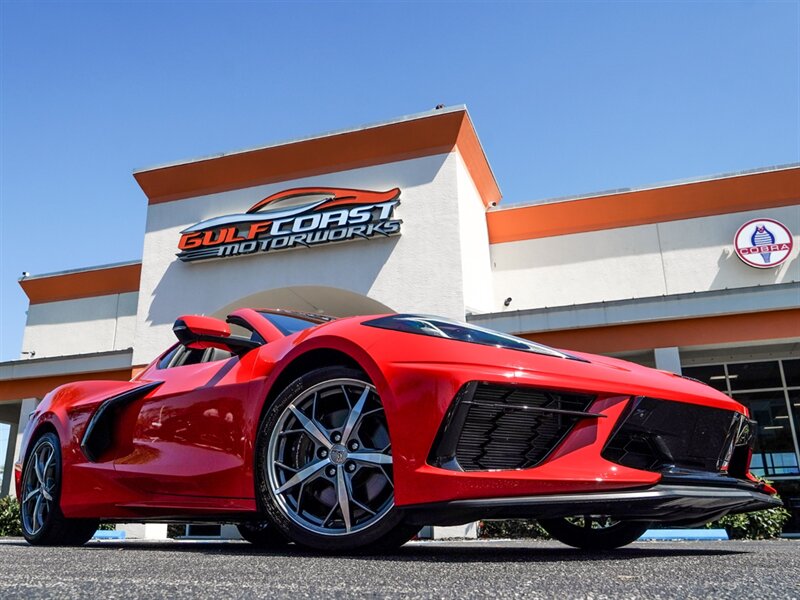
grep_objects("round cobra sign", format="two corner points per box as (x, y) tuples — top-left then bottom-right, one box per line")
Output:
(734, 218), (794, 269)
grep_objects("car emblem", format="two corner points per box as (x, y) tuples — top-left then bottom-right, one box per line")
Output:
(329, 445), (348, 465)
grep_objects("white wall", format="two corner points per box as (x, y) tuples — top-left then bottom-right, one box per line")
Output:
(133, 152), (494, 364)
(455, 152), (495, 314)
(21, 292), (138, 359)
(491, 204), (800, 310)
(658, 206), (800, 292)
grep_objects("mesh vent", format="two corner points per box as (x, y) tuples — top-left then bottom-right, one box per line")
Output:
(430, 383), (596, 472)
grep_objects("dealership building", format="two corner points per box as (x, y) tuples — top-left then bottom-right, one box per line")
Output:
(1, 106), (798, 534)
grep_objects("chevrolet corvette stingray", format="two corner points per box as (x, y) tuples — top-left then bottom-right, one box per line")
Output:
(15, 309), (780, 551)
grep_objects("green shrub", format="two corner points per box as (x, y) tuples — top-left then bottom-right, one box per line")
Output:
(479, 519), (551, 539)
(0, 496), (22, 537)
(167, 523), (186, 538)
(706, 505), (790, 540)
(1, 496), (117, 536)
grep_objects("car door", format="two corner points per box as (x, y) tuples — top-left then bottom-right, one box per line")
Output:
(112, 342), (265, 500)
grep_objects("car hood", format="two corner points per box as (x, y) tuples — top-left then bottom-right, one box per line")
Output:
(314, 316), (743, 413)
(522, 347), (740, 411)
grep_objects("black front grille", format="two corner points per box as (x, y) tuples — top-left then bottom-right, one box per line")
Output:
(428, 382), (597, 471)
(602, 397), (752, 476)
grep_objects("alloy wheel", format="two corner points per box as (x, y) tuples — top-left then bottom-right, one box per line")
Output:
(564, 515), (621, 530)
(539, 515), (650, 550)
(21, 439), (57, 536)
(266, 378), (394, 536)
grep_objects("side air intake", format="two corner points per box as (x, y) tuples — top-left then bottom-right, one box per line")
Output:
(80, 381), (163, 462)
(428, 382), (599, 471)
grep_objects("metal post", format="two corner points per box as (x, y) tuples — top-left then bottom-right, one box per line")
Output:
(654, 347), (682, 375)
(1, 422), (19, 497)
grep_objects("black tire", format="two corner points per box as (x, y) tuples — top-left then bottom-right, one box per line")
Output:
(538, 516), (649, 550)
(236, 520), (289, 548)
(256, 366), (417, 552)
(20, 432), (99, 546)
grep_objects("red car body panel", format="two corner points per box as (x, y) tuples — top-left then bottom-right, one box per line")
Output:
(16, 311), (766, 522)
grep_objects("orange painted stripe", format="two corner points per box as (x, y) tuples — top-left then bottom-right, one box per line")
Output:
(521, 309), (800, 355)
(19, 263), (141, 305)
(454, 112), (499, 208)
(0, 368), (133, 403)
(488, 167), (800, 244)
(134, 109), (502, 207)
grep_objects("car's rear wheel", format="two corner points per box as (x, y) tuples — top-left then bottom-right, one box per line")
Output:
(538, 515), (649, 550)
(20, 432), (98, 546)
(256, 366), (417, 552)
(236, 520), (289, 548)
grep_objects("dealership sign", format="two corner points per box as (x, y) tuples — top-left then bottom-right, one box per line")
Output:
(177, 187), (402, 263)
(733, 218), (794, 269)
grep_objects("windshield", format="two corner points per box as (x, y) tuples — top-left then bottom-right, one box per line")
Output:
(364, 314), (577, 360)
(257, 310), (333, 336)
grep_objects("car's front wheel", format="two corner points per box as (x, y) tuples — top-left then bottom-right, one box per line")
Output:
(538, 516), (649, 550)
(20, 432), (98, 546)
(256, 366), (417, 552)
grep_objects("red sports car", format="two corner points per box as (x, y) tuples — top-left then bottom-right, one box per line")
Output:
(15, 309), (780, 551)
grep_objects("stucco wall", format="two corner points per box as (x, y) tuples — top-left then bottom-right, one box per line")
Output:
(455, 152), (495, 315)
(20, 292), (138, 359)
(490, 204), (800, 309)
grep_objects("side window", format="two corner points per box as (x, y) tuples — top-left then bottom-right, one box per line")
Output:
(229, 319), (266, 345)
(157, 346), (180, 369)
(203, 347), (233, 363)
(175, 347), (210, 367)
(157, 345), (227, 369)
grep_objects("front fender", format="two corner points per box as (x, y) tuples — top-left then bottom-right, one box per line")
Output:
(264, 334), (391, 401)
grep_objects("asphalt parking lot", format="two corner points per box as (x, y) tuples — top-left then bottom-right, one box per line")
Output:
(0, 538), (797, 599)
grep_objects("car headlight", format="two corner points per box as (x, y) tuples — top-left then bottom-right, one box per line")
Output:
(363, 314), (578, 360)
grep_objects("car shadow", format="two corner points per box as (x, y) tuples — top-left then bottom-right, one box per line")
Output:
(41, 540), (749, 563)
(374, 543), (745, 563)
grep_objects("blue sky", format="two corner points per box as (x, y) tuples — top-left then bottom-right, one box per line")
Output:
(0, 1), (798, 361)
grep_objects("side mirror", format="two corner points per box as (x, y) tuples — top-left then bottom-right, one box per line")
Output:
(173, 315), (260, 354)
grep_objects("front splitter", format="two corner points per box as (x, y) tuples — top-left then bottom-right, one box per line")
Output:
(401, 484), (782, 527)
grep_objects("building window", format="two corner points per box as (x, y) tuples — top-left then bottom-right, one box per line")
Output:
(683, 358), (800, 479)
(727, 361), (782, 391)
(784, 359), (800, 387)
